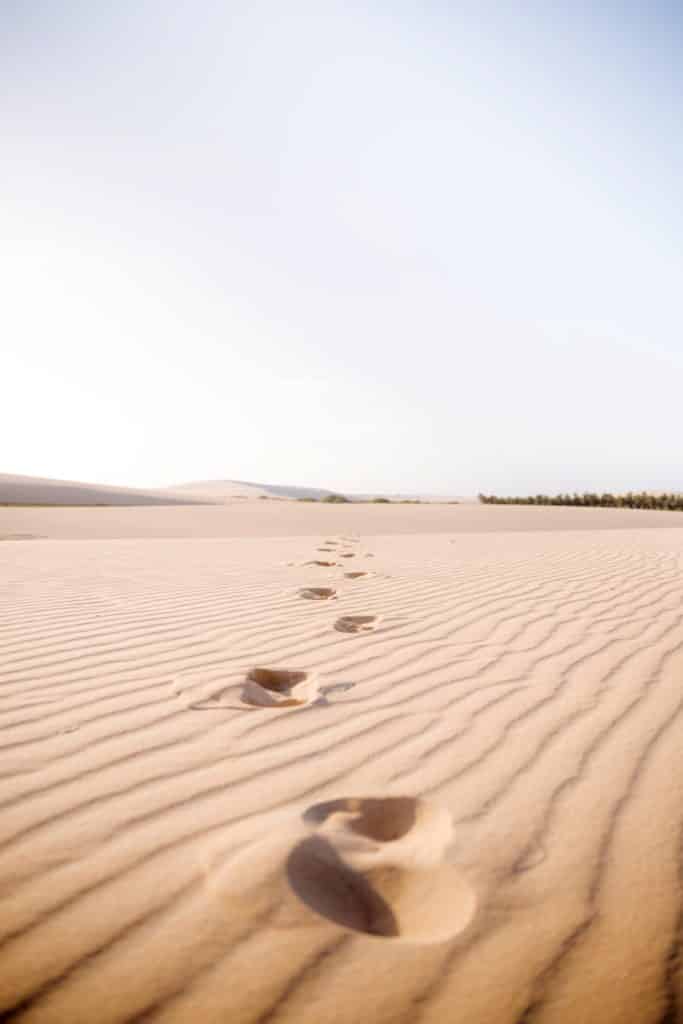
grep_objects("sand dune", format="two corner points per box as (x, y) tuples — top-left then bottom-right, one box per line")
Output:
(165, 479), (280, 500)
(1, 470), (469, 508)
(1, 506), (683, 1022)
(169, 478), (346, 501)
(169, 479), (469, 503)
(0, 473), (214, 507)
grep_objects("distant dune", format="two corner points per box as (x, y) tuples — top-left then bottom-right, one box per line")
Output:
(168, 480), (275, 500)
(170, 479), (338, 501)
(0, 473), (468, 507)
(171, 480), (470, 503)
(351, 491), (475, 503)
(0, 473), (214, 506)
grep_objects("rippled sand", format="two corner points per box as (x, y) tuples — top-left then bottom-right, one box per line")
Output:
(1, 503), (683, 1023)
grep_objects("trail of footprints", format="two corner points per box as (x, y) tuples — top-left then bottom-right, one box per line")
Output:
(245, 540), (475, 942)
(298, 537), (378, 645)
(7, 538), (683, 1021)
(187, 537), (378, 713)
(181, 534), (476, 945)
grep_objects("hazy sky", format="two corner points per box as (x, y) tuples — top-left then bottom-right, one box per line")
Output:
(3, 2), (683, 494)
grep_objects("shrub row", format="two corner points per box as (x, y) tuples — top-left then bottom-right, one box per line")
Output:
(478, 492), (683, 511)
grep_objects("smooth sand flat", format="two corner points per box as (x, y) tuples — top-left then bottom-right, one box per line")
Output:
(3, 499), (683, 539)
(2, 505), (683, 1022)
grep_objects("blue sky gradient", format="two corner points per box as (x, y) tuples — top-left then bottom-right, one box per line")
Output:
(3, 2), (682, 493)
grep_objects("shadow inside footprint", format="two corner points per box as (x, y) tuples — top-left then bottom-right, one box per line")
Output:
(242, 667), (318, 708)
(340, 553), (355, 559)
(334, 615), (378, 634)
(304, 560), (338, 567)
(344, 571), (369, 579)
(299, 587), (337, 601)
(288, 795), (476, 943)
(287, 837), (399, 937)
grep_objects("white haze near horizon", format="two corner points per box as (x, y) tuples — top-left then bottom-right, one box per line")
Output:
(3, 2), (683, 496)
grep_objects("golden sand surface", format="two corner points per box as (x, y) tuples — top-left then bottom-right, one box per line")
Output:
(1, 503), (683, 1022)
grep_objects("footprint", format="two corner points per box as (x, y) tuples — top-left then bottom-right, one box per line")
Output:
(299, 587), (337, 601)
(344, 571), (369, 580)
(304, 560), (338, 568)
(318, 547), (335, 552)
(242, 668), (320, 708)
(174, 668), (320, 710)
(340, 553), (356, 559)
(287, 796), (476, 943)
(334, 614), (378, 634)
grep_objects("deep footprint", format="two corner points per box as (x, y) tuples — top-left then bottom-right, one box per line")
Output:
(299, 587), (337, 601)
(303, 560), (338, 567)
(334, 614), (378, 634)
(287, 795), (476, 943)
(344, 571), (369, 579)
(242, 667), (319, 708)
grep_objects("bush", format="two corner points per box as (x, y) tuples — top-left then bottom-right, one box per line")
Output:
(478, 491), (683, 511)
(321, 493), (350, 503)
(371, 497), (391, 503)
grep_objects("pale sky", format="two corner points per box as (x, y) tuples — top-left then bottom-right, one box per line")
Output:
(3, 2), (683, 494)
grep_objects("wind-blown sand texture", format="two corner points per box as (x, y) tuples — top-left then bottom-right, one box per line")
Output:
(2, 503), (683, 1023)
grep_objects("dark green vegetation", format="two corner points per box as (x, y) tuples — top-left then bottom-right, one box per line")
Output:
(321, 494), (351, 503)
(478, 492), (683, 511)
